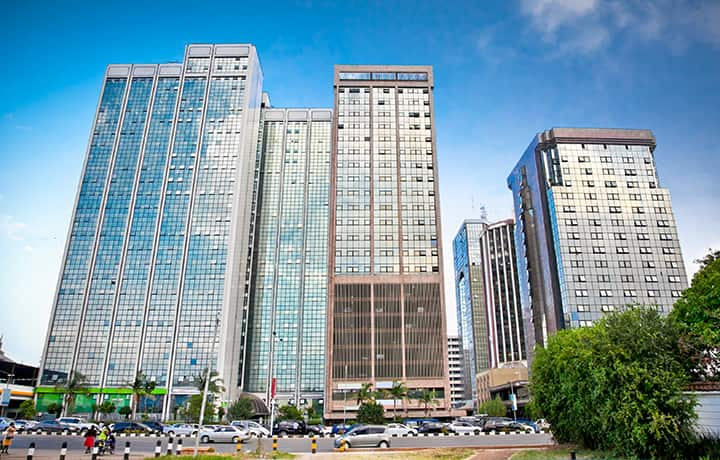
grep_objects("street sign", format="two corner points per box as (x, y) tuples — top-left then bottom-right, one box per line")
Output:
(509, 393), (517, 411)
(0, 389), (11, 407)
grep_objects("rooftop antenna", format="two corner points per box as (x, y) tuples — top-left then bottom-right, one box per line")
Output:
(480, 205), (488, 223)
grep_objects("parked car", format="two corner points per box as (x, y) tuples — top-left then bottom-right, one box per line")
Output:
(141, 421), (165, 433)
(495, 421), (535, 434)
(334, 425), (390, 449)
(404, 418), (439, 429)
(231, 420), (270, 437)
(111, 422), (156, 434)
(331, 423), (354, 435)
(14, 419), (38, 432)
(33, 420), (78, 433)
(0, 417), (14, 430)
(386, 423), (418, 436)
(482, 417), (513, 433)
(273, 420), (306, 436)
(516, 418), (540, 433)
(306, 424), (327, 436)
(448, 421), (481, 434)
(56, 417), (98, 433)
(163, 423), (200, 436)
(418, 422), (447, 434)
(535, 418), (551, 431)
(200, 425), (250, 443)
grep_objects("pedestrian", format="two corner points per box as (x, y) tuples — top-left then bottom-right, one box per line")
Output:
(84, 426), (97, 453)
(1, 422), (16, 454)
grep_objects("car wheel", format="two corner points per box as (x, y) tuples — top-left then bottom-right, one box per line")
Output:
(168, 431), (175, 436)
(278, 431), (287, 437)
(192, 431), (198, 436)
(232, 436), (239, 443)
(378, 441), (389, 448)
(201, 435), (210, 443)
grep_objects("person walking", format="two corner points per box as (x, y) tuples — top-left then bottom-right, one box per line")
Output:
(84, 426), (97, 453)
(1, 422), (16, 454)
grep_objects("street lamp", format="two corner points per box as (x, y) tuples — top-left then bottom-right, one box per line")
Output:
(267, 331), (285, 435)
(510, 370), (520, 421)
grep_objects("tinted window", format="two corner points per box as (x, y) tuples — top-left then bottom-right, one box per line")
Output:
(368, 427), (386, 434)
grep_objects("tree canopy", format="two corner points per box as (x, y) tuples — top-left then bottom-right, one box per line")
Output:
(670, 249), (720, 381)
(478, 396), (507, 417)
(531, 307), (696, 459)
(356, 401), (385, 424)
(227, 397), (255, 421)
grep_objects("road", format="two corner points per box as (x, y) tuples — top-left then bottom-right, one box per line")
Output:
(6, 433), (553, 457)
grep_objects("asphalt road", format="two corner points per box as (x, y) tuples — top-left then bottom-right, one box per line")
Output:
(7, 433), (554, 457)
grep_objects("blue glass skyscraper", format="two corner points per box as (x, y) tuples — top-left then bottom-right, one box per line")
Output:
(39, 44), (264, 418)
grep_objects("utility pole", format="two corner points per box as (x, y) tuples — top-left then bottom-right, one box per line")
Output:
(193, 314), (220, 458)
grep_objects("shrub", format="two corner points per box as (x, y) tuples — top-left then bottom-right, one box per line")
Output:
(356, 401), (385, 424)
(531, 307), (696, 459)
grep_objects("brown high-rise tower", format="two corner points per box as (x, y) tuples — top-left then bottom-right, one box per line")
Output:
(325, 66), (451, 420)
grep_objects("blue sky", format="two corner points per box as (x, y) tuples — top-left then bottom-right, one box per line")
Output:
(1, 0), (719, 365)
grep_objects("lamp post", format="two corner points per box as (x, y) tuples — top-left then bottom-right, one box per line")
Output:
(509, 371), (520, 422)
(193, 314), (221, 457)
(267, 332), (284, 435)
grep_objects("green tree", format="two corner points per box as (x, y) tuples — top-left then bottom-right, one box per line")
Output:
(357, 401), (385, 424)
(356, 383), (375, 405)
(46, 402), (63, 417)
(388, 380), (408, 421)
(98, 401), (116, 418)
(277, 404), (303, 421)
(182, 394), (215, 424)
(217, 406), (225, 422)
(55, 371), (89, 416)
(194, 369), (225, 396)
(128, 371), (156, 420)
(416, 389), (437, 417)
(531, 307), (696, 459)
(479, 396), (507, 417)
(227, 397), (255, 421)
(669, 249), (720, 381)
(118, 405), (132, 419)
(18, 400), (37, 419)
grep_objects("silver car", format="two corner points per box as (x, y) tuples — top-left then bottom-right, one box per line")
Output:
(231, 420), (270, 437)
(334, 425), (391, 449)
(200, 425), (250, 443)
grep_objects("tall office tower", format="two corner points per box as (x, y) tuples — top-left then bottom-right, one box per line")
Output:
(243, 108), (332, 409)
(453, 219), (525, 398)
(326, 66), (451, 419)
(39, 44), (264, 417)
(507, 128), (688, 357)
(447, 336), (466, 405)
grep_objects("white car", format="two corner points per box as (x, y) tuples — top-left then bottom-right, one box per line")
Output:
(56, 417), (98, 433)
(200, 425), (250, 443)
(448, 421), (481, 434)
(231, 420), (270, 437)
(164, 423), (200, 436)
(386, 423), (418, 436)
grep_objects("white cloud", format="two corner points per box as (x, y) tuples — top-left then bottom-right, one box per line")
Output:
(0, 215), (28, 241)
(518, 0), (720, 55)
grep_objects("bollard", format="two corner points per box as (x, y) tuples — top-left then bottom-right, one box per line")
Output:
(311, 435), (317, 454)
(59, 441), (68, 460)
(154, 439), (162, 458)
(339, 438), (346, 452)
(272, 435), (278, 452)
(167, 437), (174, 456)
(176, 438), (183, 455)
(236, 437), (243, 454)
(91, 445), (99, 460)
(123, 441), (131, 460)
(26, 442), (36, 460)
(570, 452), (577, 460)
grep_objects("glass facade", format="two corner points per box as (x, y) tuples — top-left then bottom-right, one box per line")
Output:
(244, 109), (331, 405)
(453, 219), (525, 399)
(40, 44), (264, 418)
(507, 128), (688, 360)
(327, 66), (450, 420)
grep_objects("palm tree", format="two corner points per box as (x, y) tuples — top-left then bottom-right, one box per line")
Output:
(128, 371), (156, 420)
(55, 371), (88, 416)
(417, 389), (437, 417)
(356, 382), (374, 405)
(195, 369), (225, 400)
(388, 380), (408, 421)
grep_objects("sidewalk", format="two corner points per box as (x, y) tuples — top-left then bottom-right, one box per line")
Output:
(0, 451), (146, 459)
